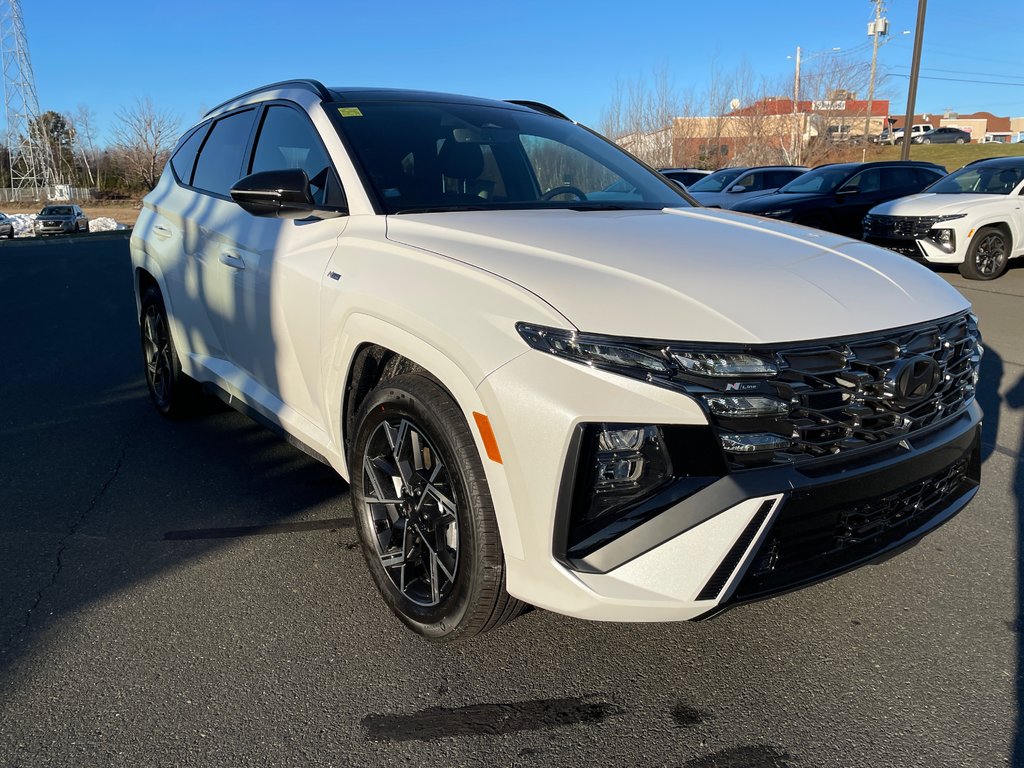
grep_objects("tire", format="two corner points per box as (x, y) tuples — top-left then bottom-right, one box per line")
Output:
(922, 138), (931, 144)
(955, 138), (965, 144)
(350, 373), (524, 641)
(958, 226), (1010, 280)
(140, 285), (203, 416)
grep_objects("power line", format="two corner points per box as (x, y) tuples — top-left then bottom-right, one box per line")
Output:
(889, 73), (1024, 87)
(893, 64), (1024, 80)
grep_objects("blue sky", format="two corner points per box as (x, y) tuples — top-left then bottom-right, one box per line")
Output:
(24, 0), (1024, 141)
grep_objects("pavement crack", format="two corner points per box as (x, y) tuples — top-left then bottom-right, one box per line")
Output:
(2, 418), (137, 657)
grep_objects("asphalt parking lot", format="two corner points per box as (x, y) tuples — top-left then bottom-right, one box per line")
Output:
(0, 235), (1020, 767)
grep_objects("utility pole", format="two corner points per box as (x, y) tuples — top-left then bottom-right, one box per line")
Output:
(863, 0), (887, 139)
(792, 46), (802, 165)
(900, 0), (927, 161)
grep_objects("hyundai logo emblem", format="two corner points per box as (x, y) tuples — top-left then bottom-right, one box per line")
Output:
(884, 355), (942, 407)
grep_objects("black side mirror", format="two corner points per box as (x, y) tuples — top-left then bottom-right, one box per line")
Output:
(230, 169), (343, 220)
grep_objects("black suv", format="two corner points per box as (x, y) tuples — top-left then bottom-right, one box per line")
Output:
(730, 161), (946, 238)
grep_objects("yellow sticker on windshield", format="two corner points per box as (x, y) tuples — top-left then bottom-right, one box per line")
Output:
(338, 107), (363, 117)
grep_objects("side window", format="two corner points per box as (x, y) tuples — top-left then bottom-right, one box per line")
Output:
(170, 125), (207, 185)
(841, 169), (881, 194)
(883, 167), (918, 189)
(733, 173), (758, 191)
(249, 106), (345, 207)
(192, 109), (256, 197)
(916, 169), (943, 188)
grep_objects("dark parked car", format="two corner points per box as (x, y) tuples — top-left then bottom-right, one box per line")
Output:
(34, 204), (89, 236)
(730, 161), (946, 238)
(913, 127), (972, 145)
(0, 212), (14, 238)
(657, 168), (712, 188)
(686, 165), (808, 209)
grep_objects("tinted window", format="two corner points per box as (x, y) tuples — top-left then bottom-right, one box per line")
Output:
(883, 167), (918, 189)
(170, 125), (207, 185)
(41, 206), (73, 215)
(916, 168), (944, 187)
(332, 101), (687, 213)
(192, 109), (256, 196)
(780, 166), (853, 195)
(250, 106), (344, 207)
(928, 163), (1024, 195)
(688, 169), (745, 193)
(840, 168), (882, 193)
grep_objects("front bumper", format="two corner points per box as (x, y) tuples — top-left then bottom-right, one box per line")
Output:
(480, 349), (981, 622)
(35, 221), (73, 234)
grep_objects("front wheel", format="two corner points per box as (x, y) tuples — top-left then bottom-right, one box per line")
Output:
(959, 226), (1010, 280)
(955, 138), (966, 144)
(921, 138), (931, 144)
(350, 374), (524, 641)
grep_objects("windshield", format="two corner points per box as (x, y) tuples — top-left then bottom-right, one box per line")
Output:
(777, 166), (852, 195)
(926, 163), (1024, 195)
(687, 169), (745, 193)
(41, 206), (73, 215)
(331, 101), (690, 213)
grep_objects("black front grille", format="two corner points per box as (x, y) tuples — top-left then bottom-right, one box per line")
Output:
(733, 441), (980, 601)
(684, 312), (981, 469)
(863, 214), (938, 239)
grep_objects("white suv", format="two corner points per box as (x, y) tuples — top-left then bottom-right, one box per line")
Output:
(865, 157), (1024, 279)
(132, 81), (982, 640)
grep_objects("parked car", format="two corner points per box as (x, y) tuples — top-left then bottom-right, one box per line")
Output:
(686, 166), (808, 208)
(33, 204), (88, 236)
(730, 161), (946, 237)
(0, 212), (14, 238)
(657, 167), (712, 188)
(132, 80), (981, 640)
(913, 127), (971, 145)
(864, 156), (1024, 279)
(893, 123), (934, 144)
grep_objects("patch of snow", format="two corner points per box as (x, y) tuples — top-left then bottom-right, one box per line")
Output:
(88, 217), (127, 232)
(10, 213), (36, 237)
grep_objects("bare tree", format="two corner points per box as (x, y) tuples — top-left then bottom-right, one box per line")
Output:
(600, 64), (684, 169)
(113, 98), (180, 191)
(67, 105), (98, 187)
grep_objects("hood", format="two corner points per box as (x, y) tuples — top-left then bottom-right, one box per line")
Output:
(385, 208), (968, 344)
(870, 192), (1011, 217)
(689, 189), (778, 209)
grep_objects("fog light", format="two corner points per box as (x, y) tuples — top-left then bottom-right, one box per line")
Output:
(597, 427), (646, 451)
(720, 432), (791, 453)
(705, 395), (789, 418)
(928, 228), (956, 253)
(595, 456), (645, 487)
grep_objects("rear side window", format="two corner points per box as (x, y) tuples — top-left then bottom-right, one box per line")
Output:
(249, 106), (344, 207)
(170, 125), (208, 185)
(883, 167), (918, 189)
(192, 109), (256, 196)
(916, 168), (944, 187)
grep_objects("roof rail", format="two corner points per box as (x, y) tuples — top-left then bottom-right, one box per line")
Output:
(505, 100), (570, 121)
(204, 79), (332, 117)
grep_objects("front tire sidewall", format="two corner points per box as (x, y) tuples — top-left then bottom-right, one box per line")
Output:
(960, 227), (1010, 280)
(140, 286), (199, 417)
(350, 377), (490, 640)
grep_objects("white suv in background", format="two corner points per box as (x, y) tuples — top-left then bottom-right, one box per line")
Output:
(131, 80), (982, 640)
(865, 157), (1024, 279)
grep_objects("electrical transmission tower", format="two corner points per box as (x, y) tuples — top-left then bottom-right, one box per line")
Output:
(0, 0), (59, 200)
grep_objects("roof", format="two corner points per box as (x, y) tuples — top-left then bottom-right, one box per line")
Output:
(206, 79), (564, 120)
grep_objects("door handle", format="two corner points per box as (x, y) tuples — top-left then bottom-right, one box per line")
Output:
(152, 225), (171, 240)
(219, 251), (246, 270)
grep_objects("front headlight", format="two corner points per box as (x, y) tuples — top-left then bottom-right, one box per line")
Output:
(934, 214), (967, 223)
(516, 324), (671, 374)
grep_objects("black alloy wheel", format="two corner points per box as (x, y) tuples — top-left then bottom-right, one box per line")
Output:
(959, 227), (1010, 280)
(350, 374), (524, 640)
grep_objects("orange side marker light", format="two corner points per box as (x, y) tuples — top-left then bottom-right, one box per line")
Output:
(472, 412), (503, 464)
